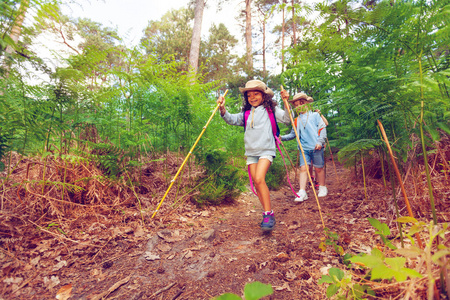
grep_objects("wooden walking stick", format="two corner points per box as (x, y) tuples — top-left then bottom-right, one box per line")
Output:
(281, 86), (325, 229)
(152, 90), (228, 218)
(377, 119), (423, 248)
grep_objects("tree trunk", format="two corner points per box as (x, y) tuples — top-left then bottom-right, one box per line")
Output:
(262, 19), (266, 76)
(245, 0), (253, 71)
(292, 0), (296, 45)
(3, 0), (29, 76)
(281, 0), (285, 72)
(188, 0), (205, 79)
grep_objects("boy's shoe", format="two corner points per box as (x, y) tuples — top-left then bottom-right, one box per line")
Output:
(260, 212), (275, 231)
(295, 189), (308, 202)
(318, 186), (328, 197)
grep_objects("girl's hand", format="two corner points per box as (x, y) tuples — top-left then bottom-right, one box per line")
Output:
(217, 96), (226, 115)
(315, 109), (321, 114)
(280, 90), (289, 102)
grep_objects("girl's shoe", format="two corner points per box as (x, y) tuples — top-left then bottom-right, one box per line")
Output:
(260, 212), (275, 231)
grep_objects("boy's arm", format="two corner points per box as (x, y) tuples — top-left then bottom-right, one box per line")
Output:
(317, 127), (327, 146)
(281, 128), (296, 141)
(315, 109), (329, 126)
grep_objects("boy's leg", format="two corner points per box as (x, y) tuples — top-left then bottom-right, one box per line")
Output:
(313, 149), (328, 197)
(316, 167), (325, 186)
(295, 150), (312, 202)
(313, 149), (326, 186)
(248, 158), (272, 211)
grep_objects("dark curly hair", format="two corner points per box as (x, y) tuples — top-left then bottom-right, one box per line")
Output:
(242, 91), (278, 112)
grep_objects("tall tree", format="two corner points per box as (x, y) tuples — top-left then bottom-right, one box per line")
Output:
(200, 23), (238, 83)
(245, 0), (253, 71)
(255, 0), (277, 76)
(188, 0), (206, 77)
(141, 8), (194, 71)
(1, 0), (30, 76)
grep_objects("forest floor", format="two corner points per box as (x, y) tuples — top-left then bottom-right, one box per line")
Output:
(1, 155), (449, 300)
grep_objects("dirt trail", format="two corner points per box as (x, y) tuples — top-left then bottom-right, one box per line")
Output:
(0, 159), (438, 299)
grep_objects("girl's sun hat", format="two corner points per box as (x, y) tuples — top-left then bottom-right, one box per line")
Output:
(288, 92), (312, 103)
(239, 80), (274, 98)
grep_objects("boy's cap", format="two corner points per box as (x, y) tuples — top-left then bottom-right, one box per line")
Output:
(306, 96), (314, 102)
(239, 80), (274, 98)
(288, 93), (312, 103)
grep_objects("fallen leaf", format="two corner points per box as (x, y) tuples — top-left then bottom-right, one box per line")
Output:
(274, 282), (292, 291)
(56, 284), (72, 300)
(144, 252), (160, 261)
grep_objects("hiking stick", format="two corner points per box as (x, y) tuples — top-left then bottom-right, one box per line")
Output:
(152, 90), (228, 218)
(326, 137), (340, 183)
(279, 141), (296, 172)
(377, 119), (423, 248)
(280, 86), (325, 229)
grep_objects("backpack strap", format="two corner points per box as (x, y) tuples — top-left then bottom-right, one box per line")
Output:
(243, 109), (251, 131)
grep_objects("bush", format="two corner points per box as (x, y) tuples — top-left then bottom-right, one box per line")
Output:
(194, 148), (245, 206)
(266, 156), (286, 190)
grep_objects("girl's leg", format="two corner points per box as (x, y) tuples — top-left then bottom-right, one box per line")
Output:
(248, 158), (272, 211)
(299, 165), (308, 190)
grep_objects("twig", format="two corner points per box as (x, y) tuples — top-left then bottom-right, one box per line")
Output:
(150, 282), (177, 298)
(90, 237), (113, 262)
(91, 275), (131, 300)
(29, 220), (103, 248)
(171, 285), (186, 300)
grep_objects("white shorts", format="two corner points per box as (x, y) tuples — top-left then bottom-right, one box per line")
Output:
(246, 155), (273, 165)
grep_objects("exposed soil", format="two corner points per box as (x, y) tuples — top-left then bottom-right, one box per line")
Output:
(0, 155), (449, 300)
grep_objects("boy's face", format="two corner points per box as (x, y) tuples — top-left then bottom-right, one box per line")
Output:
(293, 99), (310, 113)
(247, 90), (264, 107)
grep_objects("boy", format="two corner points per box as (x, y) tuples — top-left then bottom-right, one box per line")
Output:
(281, 93), (328, 201)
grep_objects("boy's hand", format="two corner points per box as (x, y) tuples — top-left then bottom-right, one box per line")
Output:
(315, 144), (323, 150)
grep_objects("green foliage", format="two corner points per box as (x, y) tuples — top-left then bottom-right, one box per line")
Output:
(194, 148), (244, 206)
(88, 143), (132, 178)
(0, 132), (8, 171)
(319, 228), (345, 256)
(318, 267), (375, 299)
(367, 218), (397, 250)
(318, 218), (449, 299)
(350, 247), (422, 282)
(45, 223), (66, 235)
(213, 281), (273, 300)
(265, 155), (286, 190)
(283, 0), (450, 166)
(337, 139), (382, 167)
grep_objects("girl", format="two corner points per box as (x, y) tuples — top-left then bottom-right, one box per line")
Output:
(216, 80), (291, 231)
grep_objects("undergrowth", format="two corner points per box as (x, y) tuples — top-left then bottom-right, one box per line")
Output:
(195, 148), (245, 206)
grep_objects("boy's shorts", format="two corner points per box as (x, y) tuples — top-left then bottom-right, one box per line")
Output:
(299, 149), (324, 168)
(246, 155), (273, 165)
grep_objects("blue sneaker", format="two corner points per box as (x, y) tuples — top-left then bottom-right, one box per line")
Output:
(260, 212), (275, 231)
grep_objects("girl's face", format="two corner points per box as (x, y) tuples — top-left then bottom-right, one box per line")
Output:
(246, 90), (264, 107)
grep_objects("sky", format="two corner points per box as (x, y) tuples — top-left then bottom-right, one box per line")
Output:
(27, 0), (284, 83)
(60, 0), (244, 47)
